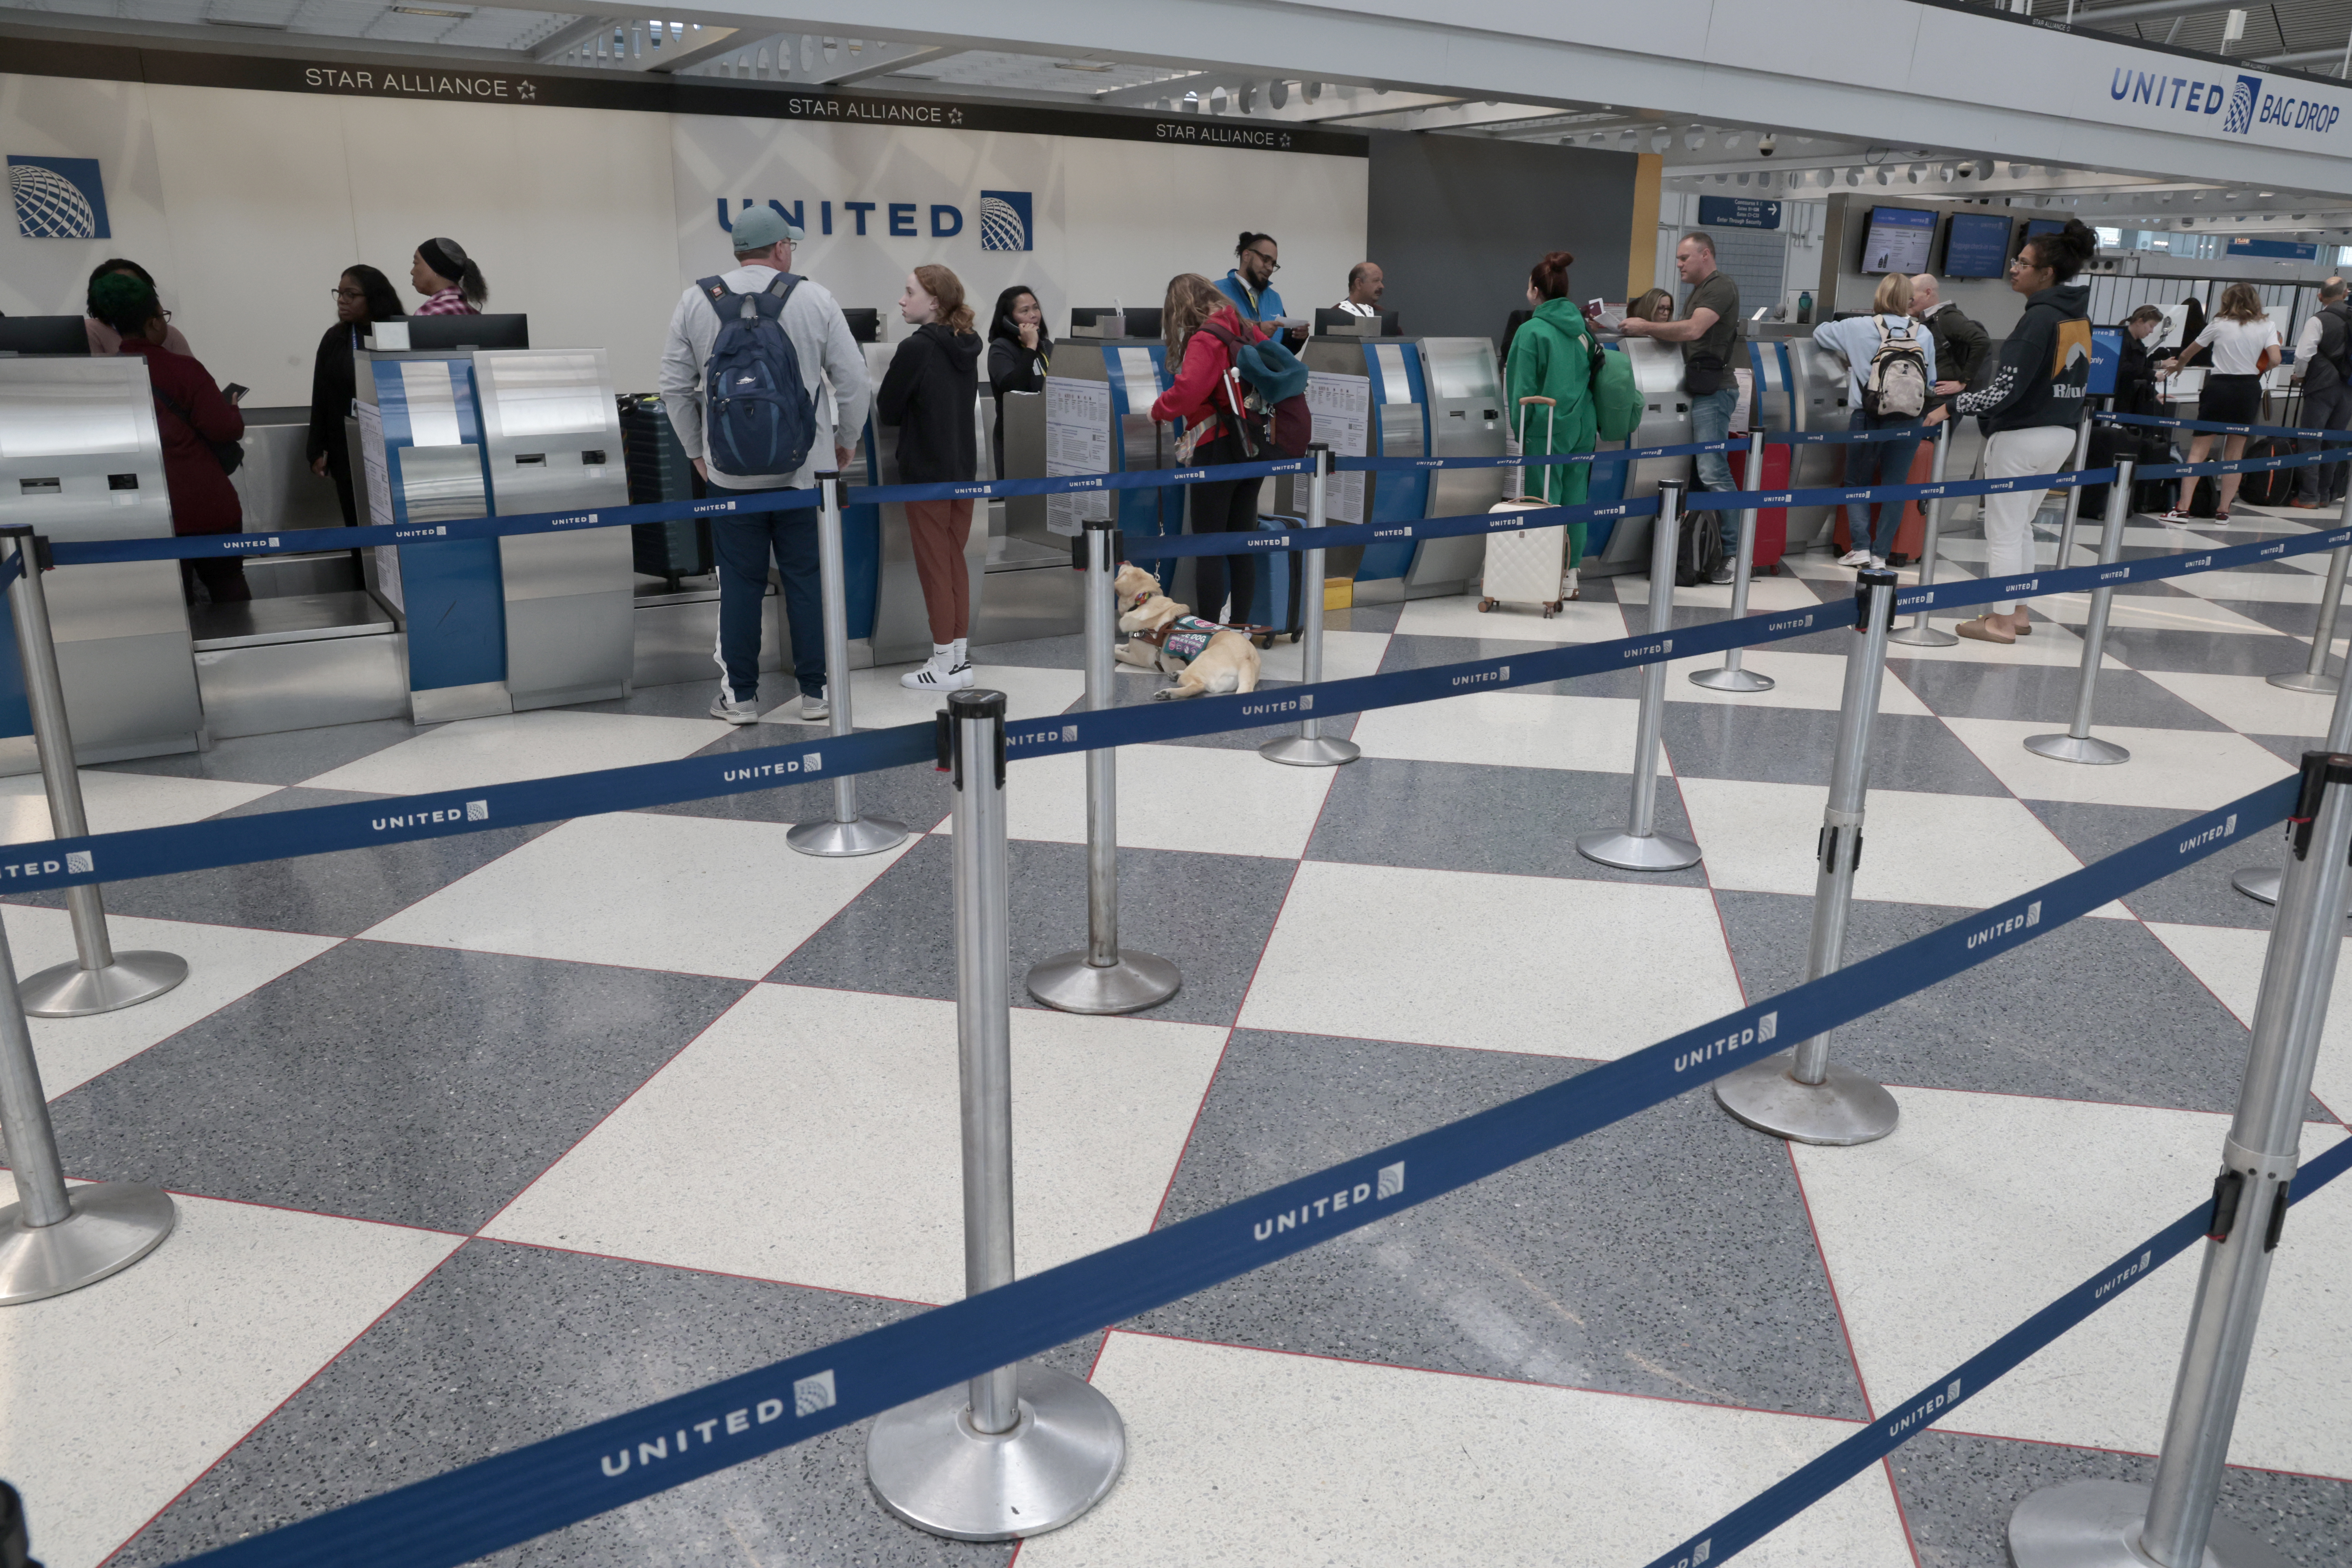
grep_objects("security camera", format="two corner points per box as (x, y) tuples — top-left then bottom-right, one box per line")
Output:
(1758, 134), (1777, 156)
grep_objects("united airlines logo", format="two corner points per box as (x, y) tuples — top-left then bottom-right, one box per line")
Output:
(2112, 64), (2340, 138)
(2223, 73), (2261, 135)
(7, 155), (109, 239)
(2180, 813), (2238, 855)
(979, 190), (1033, 251)
(1254, 1161), (1404, 1241)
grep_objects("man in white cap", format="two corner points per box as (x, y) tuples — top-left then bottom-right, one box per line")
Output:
(659, 205), (870, 723)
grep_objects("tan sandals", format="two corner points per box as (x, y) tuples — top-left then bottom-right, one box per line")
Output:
(1956, 616), (2018, 645)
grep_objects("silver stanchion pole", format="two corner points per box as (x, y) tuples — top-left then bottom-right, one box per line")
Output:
(1713, 568), (1901, 1146)
(0, 528), (186, 1017)
(0, 905), (176, 1304)
(2026, 460), (2136, 767)
(1690, 429), (1776, 693)
(1887, 420), (1959, 648)
(868, 689), (1125, 1541)
(1027, 520), (1180, 1014)
(2051, 412), (2095, 569)
(1262, 443), (1359, 766)
(2009, 747), (2352, 1568)
(788, 474), (909, 858)
(2266, 541), (2347, 695)
(2234, 624), (2352, 908)
(1577, 481), (1702, 872)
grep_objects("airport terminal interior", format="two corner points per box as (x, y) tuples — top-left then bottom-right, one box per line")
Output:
(5, 2), (2352, 1566)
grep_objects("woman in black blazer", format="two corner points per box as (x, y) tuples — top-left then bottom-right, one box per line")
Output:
(307, 265), (405, 526)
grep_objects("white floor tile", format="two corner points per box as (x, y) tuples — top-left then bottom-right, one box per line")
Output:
(1254, 628), (1390, 684)
(1666, 649), (1933, 715)
(301, 710), (727, 794)
(361, 811), (907, 978)
(2145, 921), (2352, 1129)
(1239, 860), (1743, 1058)
(1394, 593), (1629, 644)
(482, 985), (1223, 1304)
(1882, 617), (2131, 671)
(1674, 778), (2127, 917)
(1615, 572), (1824, 613)
(1022, 1333), (1914, 1568)
(1793, 1087), (2352, 1476)
(1349, 690), (1668, 775)
(2035, 590), (2285, 637)
(1940, 718), (2298, 810)
(954, 742), (1334, 859)
(0, 769), (278, 846)
(2140, 670), (2339, 737)
(0, 1180), (457, 1568)
(2176, 568), (2327, 605)
(817, 662), (1085, 731)
(0, 906), (336, 1097)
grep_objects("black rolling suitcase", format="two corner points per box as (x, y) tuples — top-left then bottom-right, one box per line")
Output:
(2238, 436), (2296, 508)
(619, 393), (712, 586)
(1241, 513), (1306, 643)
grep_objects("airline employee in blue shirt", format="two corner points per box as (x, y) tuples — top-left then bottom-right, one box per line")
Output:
(1215, 232), (1287, 324)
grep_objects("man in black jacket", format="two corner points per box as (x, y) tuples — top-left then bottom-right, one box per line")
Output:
(1908, 274), (1992, 412)
(2294, 277), (2352, 508)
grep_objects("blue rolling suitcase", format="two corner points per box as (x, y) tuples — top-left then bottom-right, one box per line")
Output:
(1241, 513), (1305, 644)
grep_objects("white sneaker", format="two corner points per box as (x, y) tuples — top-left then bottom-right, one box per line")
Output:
(1869, 555), (1889, 570)
(900, 656), (957, 690)
(710, 688), (760, 725)
(1837, 548), (1872, 567)
(797, 691), (829, 721)
(1560, 568), (1581, 602)
(943, 661), (977, 689)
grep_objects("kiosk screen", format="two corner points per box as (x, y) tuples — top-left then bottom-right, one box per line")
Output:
(1860, 206), (1936, 275)
(1943, 212), (2013, 278)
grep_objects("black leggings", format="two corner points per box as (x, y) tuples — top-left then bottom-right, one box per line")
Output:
(1187, 430), (1262, 623)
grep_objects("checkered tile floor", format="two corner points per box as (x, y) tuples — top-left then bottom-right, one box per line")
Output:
(5, 498), (2351, 1568)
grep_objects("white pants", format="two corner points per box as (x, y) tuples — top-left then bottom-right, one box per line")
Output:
(1981, 424), (2080, 615)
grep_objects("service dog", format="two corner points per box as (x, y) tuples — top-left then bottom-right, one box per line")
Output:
(1111, 563), (1262, 701)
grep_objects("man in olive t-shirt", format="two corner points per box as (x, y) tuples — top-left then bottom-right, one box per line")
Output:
(1617, 232), (1742, 578)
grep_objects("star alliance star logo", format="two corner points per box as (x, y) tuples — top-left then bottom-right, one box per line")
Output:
(517, 79), (537, 102)
(947, 108), (965, 125)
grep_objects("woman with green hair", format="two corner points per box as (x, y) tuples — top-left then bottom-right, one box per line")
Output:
(1504, 250), (1599, 600)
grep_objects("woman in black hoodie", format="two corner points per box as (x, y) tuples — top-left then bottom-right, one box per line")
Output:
(985, 285), (1052, 477)
(878, 264), (985, 690)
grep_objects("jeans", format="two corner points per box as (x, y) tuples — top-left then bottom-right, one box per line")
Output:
(1843, 409), (1922, 559)
(2299, 381), (2352, 503)
(1689, 385), (1741, 554)
(710, 500), (825, 700)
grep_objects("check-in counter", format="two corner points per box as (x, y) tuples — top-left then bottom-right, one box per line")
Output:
(0, 355), (202, 773)
(1583, 335), (1696, 575)
(1014, 334), (1183, 603)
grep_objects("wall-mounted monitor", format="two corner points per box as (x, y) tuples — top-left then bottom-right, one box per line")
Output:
(404, 313), (530, 351)
(1859, 207), (1937, 276)
(841, 307), (880, 343)
(2019, 218), (2067, 255)
(1942, 212), (2014, 279)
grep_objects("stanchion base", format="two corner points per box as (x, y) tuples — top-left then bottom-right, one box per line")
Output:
(2232, 866), (2282, 907)
(1713, 1054), (1899, 1146)
(1575, 829), (1702, 873)
(2008, 1479), (2289, 1568)
(786, 815), (910, 858)
(0, 1181), (176, 1305)
(1887, 623), (1960, 648)
(2265, 670), (2339, 694)
(1026, 949), (1181, 1015)
(1259, 733), (1361, 767)
(1688, 666), (1777, 693)
(867, 1364), (1125, 1542)
(20, 950), (188, 1018)
(2025, 733), (2132, 766)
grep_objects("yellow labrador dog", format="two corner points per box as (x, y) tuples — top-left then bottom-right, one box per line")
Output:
(1111, 563), (1262, 701)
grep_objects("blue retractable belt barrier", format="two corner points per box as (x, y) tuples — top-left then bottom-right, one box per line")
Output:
(1679, 466), (2111, 512)
(1118, 495), (1661, 562)
(160, 777), (2298, 1568)
(1767, 423), (1934, 446)
(2101, 408), (2352, 444)
(2137, 445), (2343, 481)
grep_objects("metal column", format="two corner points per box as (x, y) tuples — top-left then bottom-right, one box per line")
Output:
(2266, 541), (2348, 695)
(1577, 481), (1702, 872)
(1027, 520), (1181, 1014)
(788, 475), (909, 858)
(1887, 421), (1959, 648)
(1713, 569), (1902, 1146)
(0, 528), (187, 1017)
(2026, 462), (2136, 767)
(1263, 444), (1360, 766)
(867, 689), (1126, 1541)
(1690, 430), (1776, 693)
(2009, 748), (2352, 1568)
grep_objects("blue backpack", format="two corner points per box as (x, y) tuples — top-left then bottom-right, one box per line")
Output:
(697, 272), (819, 477)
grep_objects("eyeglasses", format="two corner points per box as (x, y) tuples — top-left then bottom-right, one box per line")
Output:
(331, 287), (367, 301)
(1247, 249), (1281, 272)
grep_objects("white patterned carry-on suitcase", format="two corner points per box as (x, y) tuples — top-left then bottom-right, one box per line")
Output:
(1478, 395), (1575, 619)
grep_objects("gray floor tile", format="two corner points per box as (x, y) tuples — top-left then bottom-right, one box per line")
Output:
(1664, 704), (2010, 793)
(1709, 891), (2313, 1117)
(1888, 1431), (2351, 1568)
(1888, 659), (2227, 730)
(94, 717), (427, 787)
(1379, 633), (1646, 699)
(2026, 800), (2286, 931)
(770, 835), (1296, 1027)
(564, 676), (740, 720)
(2248, 732), (2332, 766)
(974, 632), (1087, 669)
(1130, 1028), (1868, 1420)
(1326, 599), (1403, 633)
(33, 942), (747, 1232)
(2216, 599), (2337, 642)
(109, 1239), (1104, 1568)
(2095, 627), (2303, 675)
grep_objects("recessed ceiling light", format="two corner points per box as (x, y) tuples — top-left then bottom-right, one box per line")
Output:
(390, 5), (472, 15)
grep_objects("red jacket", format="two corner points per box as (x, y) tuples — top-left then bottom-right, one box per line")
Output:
(1151, 305), (1266, 441)
(117, 338), (244, 536)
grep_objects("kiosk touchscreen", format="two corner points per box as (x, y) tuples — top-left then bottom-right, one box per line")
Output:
(0, 317), (91, 356)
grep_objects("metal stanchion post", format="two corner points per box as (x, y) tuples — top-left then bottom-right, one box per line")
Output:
(1887, 421), (1959, 648)
(0, 908), (176, 1304)
(0, 528), (186, 1017)
(868, 690), (1125, 1541)
(1577, 481), (1702, 873)
(1027, 520), (1180, 1014)
(1713, 568), (1901, 1146)
(2009, 747), (2352, 1568)
(2026, 460), (2136, 767)
(2234, 626), (2352, 908)
(1690, 429), (1776, 693)
(787, 475), (909, 858)
(2265, 541), (2347, 695)
(2051, 412), (2095, 569)
(1262, 443), (1359, 766)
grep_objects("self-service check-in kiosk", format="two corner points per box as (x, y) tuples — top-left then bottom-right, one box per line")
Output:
(1004, 321), (1187, 597)
(0, 355), (202, 772)
(1581, 335), (1696, 575)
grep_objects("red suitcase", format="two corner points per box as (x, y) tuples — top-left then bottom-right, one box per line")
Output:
(1726, 445), (1790, 574)
(1831, 439), (1932, 564)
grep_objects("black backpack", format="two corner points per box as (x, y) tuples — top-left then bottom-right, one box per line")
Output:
(1675, 507), (1725, 587)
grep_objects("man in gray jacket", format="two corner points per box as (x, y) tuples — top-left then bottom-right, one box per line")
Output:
(1908, 274), (1992, 412)
(659, 205), (871, 723)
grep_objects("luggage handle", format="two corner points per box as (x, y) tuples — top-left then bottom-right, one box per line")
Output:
(1513, 396), (1558, 506)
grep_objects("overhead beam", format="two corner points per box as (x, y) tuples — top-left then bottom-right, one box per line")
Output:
(2073, 0), (2241, 27)
(528, 15), (618, 61)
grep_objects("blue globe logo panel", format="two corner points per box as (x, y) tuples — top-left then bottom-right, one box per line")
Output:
(978, 190), (1032, 252)
(8, 156), (111, 240)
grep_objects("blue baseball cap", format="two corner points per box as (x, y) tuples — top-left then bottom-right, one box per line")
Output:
(730, 206), (803, 252)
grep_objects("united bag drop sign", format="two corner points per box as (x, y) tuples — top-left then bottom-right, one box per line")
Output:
(2109, 62), (2345, 145)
